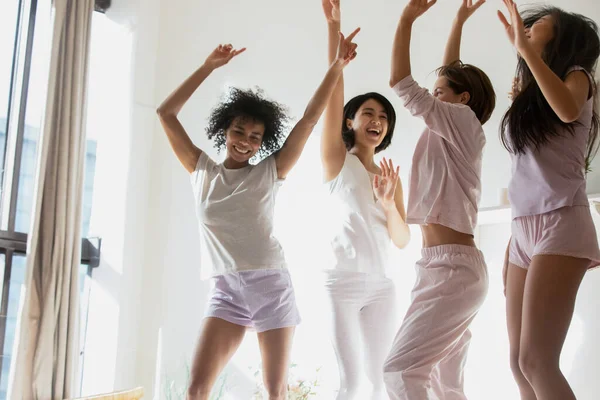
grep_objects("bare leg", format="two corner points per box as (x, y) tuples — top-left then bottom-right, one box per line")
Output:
(257, 327), (295, 400)
(187, 317), (246, 400)
(506, 264), (537, 400)
(519, 255), (587, 400)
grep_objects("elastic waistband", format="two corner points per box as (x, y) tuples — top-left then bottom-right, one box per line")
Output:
(421, 244), (485, 262)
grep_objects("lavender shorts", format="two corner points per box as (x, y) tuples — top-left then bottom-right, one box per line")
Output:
(509, 205), (600, 270)
(204, 269), (301, 333)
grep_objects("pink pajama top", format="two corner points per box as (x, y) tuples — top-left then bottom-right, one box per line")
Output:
(392, 75), (485, 236)
(508, 66), (594, 218)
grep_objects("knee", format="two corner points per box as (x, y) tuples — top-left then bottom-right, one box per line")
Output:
(263, 378), (287, 400)
(365, 365), (385, 391)
(509, 350), (524, 378)
(186, 380), (211, 400)
(518, 347), (556, 382)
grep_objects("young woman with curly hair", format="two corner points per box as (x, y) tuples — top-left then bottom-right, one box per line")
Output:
(157, 34), (358, 400)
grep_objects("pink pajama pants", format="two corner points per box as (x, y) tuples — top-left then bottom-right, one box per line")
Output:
(383, 245), (488, 400)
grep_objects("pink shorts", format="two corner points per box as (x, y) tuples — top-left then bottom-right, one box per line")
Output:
(204, 269), (301, 333)
(509, 205), (600, 270)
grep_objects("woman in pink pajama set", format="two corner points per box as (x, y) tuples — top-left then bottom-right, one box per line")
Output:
(497, 1), (600, 399)
(384, 1), (496, 399)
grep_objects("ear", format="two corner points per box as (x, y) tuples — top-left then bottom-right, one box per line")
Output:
(346, 118), (353, 130)
(459, 91), (471, 105)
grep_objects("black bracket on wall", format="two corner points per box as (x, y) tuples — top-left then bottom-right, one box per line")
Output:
(95, 0), (111, 13)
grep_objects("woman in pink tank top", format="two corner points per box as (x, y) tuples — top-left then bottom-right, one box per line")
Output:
(498, 1), (600, 399)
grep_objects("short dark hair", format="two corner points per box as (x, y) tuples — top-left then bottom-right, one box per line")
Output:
(436, 61), (496, 125)
(206, 87), (290, 158)
(342, 92), (397, 153)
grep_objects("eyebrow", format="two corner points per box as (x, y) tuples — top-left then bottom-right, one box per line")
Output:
(363, 107), (387, 115)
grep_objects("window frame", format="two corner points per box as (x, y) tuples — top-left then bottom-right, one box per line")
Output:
(0, 0), (103, 386)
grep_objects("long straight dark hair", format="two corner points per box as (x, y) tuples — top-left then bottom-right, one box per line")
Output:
(500, 6), (600, 170)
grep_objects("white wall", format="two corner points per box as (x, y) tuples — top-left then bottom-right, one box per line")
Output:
(115, 0), (600, 398)
(78, 0), (161, 395)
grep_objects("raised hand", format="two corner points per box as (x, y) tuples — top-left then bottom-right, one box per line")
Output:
(497, 0), (529, 52)
(335, 27), (360, 66)
(456, 0), (486, 24)
(373, 158), (401, 207)
(401, 0), (437, 24)
(322, 0), (341, 24)
(204, 44), (246, 70)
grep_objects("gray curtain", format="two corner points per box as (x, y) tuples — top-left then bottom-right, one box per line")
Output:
(8, 0), (94, 398)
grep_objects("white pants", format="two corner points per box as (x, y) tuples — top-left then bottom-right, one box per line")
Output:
(383, 245), (488, 400)
(324, 270), (397, 400)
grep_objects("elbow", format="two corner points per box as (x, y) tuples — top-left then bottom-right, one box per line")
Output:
(156, 106), (167, 118)
(393, 228), (411, 249)
(299, 115), (319, 130)
(389, 77), (399, 88)
(156, 104), (176, 119)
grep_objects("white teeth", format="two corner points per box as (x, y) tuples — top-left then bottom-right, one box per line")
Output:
(233, 145), (250, 154)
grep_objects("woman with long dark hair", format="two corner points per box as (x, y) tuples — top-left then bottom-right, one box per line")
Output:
(498, 1), (600, 399)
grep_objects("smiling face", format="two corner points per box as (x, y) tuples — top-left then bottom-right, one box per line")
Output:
(525, 14), (555, 55)
(224, 116), (265, 167)
(346, 99), (390, 150)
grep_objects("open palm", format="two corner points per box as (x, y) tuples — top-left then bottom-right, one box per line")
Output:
(205, 44), (246, 69)
(374, 158), (400, 206)
(456, 0), (486, 24)
(497, 0), (529, 51)
(402, 0), (437, 23)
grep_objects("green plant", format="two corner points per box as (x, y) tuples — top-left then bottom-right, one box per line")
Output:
(252, 363), (321, 400)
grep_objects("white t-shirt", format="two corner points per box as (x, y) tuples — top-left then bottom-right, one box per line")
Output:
(190, 152), (287, 279)
(325, 153), (392, 276)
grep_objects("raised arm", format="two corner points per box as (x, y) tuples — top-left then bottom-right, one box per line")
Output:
(320, 0), (348, 182)
(443, 0), (486, 65)
(390, 0), (437, 87)
(498, 0), (591, 122)
(275, 28), (359, 179)
(156, 45), (245, 173)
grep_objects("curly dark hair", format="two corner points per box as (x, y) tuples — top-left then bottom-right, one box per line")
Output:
(206, 87), (290, 159)
(342, 92), (397, 154)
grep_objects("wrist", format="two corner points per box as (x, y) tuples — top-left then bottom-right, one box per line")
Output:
(327, 20), (341, 29)
(381, 199), (396, 212)
(517, 42), (536, 61)
(201, 62), (217, 72)
(331, 58), (346, 70)
(452, 18), (466, 28)
(400, 14), (416, 26)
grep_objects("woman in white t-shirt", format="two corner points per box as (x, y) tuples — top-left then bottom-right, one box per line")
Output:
(156, 36), (358, 400)
(320, 1), (411, 399)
